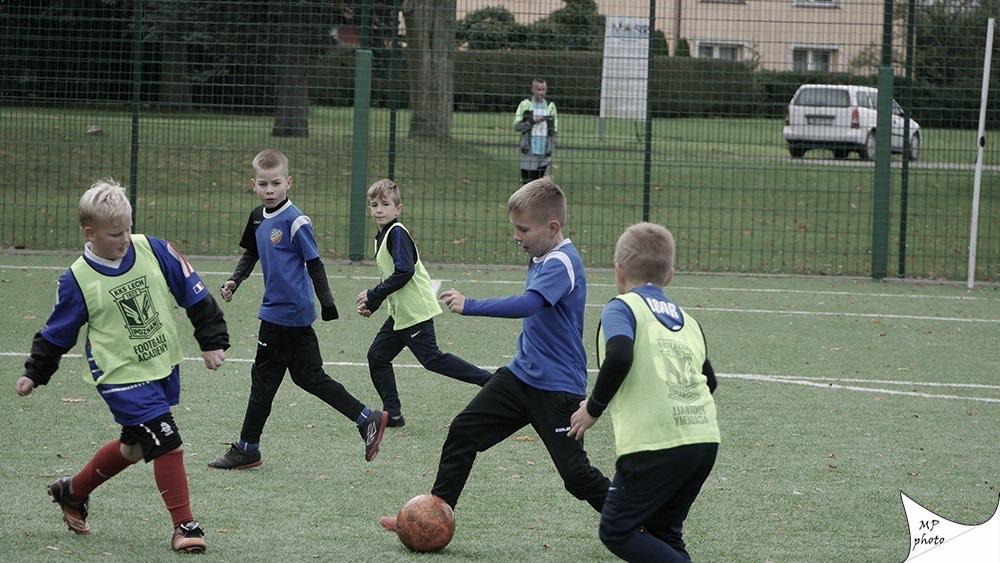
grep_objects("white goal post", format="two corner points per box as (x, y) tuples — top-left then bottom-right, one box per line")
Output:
(968, 18), (994, 289)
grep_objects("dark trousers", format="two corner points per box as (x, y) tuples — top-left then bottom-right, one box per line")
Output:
(521, 167), (547, 184)
(599, 442), (718, 563)
(432, 368), (610, 511)
(239, 320), (365, 443)
(367, 318), (492, 417)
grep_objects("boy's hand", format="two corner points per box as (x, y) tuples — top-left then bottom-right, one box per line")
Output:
(357, 304), (373, 317)
(321, 303), (339, 321)
(567, 400), (596, 441)
(355, 290), (368, 306)
(439, 289), (465, 314)
(202, 349), (225, 370)
(219, 280), (237, 302)
(15, 376), (35, 397)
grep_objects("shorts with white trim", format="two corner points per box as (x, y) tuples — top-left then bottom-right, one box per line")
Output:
(120, 412), (183, 462)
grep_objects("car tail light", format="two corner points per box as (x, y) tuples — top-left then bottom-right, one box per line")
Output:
(784, 107), (790, 126)
(851, 107), (860, 129)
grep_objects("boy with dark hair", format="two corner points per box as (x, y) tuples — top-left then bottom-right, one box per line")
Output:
(15, 178), (229, 553)
(208, 149), (387, 469)
(568, 222), (720, 562)
(356, 179), (492, 428)
(380, 177), (610, 535)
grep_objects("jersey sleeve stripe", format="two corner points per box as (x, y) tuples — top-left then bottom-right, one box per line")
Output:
(290, 215), (312, 241)
(543, 251), (575, 293)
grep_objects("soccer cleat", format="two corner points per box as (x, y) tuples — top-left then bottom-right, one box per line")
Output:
(171, 521), (207, 553)
(47, 477), (91, 534)
(379, 516), (398, 533)
(387, 414), (406, 428)
(207, 443), (262, 470)
(359, 410), (388, 462)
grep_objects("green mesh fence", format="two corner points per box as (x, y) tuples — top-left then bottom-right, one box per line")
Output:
(1, 0), (998, 281)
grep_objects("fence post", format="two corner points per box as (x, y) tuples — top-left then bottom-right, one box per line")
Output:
(349, 49), (373, 261)
(871, 0), (895, 279)
(642, 0), (656, 222)
(129, 0), (143, 227)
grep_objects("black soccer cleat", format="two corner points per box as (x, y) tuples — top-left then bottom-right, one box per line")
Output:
(387, 414), (406, 428)
(207, 443), (262, 470)
(48, 477), (91, 534)
(359, 410), (388, 462)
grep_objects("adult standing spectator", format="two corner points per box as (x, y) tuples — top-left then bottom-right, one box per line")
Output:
(515, 78), (557, 184)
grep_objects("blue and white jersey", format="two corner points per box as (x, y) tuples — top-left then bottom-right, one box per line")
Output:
(600, 284), (687, 342)
(508, 239), (588, 395)
(40, 236), (208, 349)
(239, 200), (319, 327)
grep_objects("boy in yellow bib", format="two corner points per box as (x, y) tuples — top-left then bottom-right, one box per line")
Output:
(15, 179), (229, 553)
(569, 223), (719, 562)
(356, 180), (492, 427)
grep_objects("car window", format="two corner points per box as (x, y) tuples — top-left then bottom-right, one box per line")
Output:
(793, 88), (850, 107)
(858, 92), (875, 108)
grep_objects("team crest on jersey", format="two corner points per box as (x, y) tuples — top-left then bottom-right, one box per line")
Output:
(657, 338), (702, 403)
(109, 276), (162, 339)
(270, 228), (283, 245)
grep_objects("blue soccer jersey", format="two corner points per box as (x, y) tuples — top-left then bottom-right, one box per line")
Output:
(239, 200), (320, 327)
(508, 239), (588, 395)
(40, 236), (209, 350)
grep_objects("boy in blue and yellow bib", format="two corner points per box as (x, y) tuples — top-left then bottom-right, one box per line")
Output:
(15, 179), (229, 553)
(208, 149), (387, 469)
(356, 180), (491, 428)
(569, 223), (720, 562)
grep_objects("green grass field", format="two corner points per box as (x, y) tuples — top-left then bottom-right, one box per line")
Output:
(1, 254), (997, 561)
(2, 107), (997, 280)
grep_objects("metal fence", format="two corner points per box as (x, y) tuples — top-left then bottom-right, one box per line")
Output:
(1, 0), (997, 281)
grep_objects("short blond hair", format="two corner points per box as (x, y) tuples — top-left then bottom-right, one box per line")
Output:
(367, 179), (401, 205)
(615, 223), (675, 285)
(506, 177), (566, 226)
(251, 148), (289, 175)
(78, 178), (132, 228)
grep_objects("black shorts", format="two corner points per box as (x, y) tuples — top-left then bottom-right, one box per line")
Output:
(119, 412), (183, 462)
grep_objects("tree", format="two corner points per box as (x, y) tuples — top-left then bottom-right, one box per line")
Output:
(403, 0), (455, 138)
(525, 0), (604, 51)
(456, 6), (526, 50)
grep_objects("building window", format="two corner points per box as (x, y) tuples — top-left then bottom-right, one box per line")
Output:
(792, 48), (836, 72)
(697, 43), (741, 61)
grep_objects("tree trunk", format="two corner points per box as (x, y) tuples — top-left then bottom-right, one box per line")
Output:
(404, 0), (455, 138)
(272, 50), (310, 137)
(159, 27), (191, 112)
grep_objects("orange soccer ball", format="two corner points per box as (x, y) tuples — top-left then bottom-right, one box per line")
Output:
(395, 494), (456, 552)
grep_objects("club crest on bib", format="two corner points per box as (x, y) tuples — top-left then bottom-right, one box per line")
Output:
(270, 228), (283, 245)
(657, 337), (702, 403)
(109, 276), (162, 339)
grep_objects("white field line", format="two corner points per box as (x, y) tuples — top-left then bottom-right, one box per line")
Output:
(1, 264), (993, 301)
(583, 303), (1000, 324)
(2, 353), (997, 404)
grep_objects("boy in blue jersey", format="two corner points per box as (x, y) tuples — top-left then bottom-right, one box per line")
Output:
(15, 179), (229, 553)
(356, 179), (492, 428)
(568, 223), (720, 563)
(380, 178), (609, 534)
(208, 149), (387, 469)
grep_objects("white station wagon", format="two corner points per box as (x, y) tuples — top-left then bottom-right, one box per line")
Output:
(783, 84), (920, 161)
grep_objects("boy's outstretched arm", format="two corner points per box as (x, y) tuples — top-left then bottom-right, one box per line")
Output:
(17, 333), (74, 396)
(306, 257), (339, 320)
(364, 227), (416, 314)
(568, 334), (634, 440)
(220, 251), (258, 302)
(185, 293), (230, 370)
(441, 289), (545, 318)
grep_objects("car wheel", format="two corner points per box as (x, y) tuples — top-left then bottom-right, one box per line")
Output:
(789, 145), (805, 158)
(907, 133), (920, 161)
(861, 131), (876, 160)
(832, 148), (849, 160)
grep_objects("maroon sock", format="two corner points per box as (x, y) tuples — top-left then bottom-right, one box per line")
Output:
(153, 449), (193, 527)
(71, 440), (135, 498)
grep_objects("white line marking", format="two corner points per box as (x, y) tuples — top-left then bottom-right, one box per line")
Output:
(1, 265), (992, 301)
(584, 304), (1000, 324)
(4, 353), (996, 403)
(725, 373), (1000, 404)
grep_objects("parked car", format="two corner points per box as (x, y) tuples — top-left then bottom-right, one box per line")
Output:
(783, 84), (920, 161)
